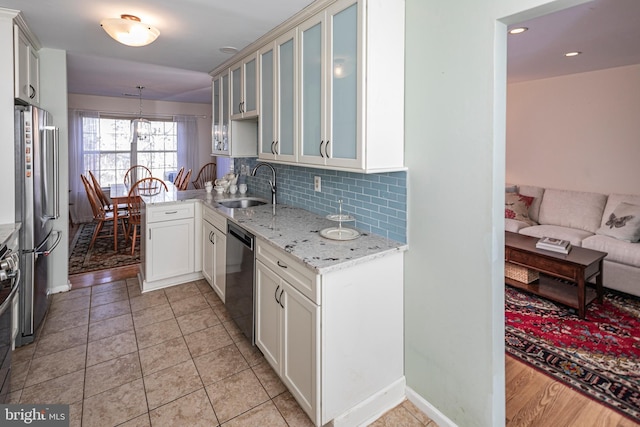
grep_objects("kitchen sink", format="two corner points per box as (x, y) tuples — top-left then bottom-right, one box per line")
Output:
(217, 198), (268, 209)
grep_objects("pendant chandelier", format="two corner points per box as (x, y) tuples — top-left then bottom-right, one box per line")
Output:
(131, 85), (151, 143)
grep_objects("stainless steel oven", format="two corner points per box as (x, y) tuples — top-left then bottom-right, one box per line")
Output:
(0, 244), (20, 403)
(225, 223), (255, 344)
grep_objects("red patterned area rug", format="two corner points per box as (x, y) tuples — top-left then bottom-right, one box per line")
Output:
(69, 222), (140, 275)
(505, 285), (640, 423)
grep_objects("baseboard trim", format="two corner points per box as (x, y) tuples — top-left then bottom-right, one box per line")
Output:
(330, 377), (406, 427)
(49, 281), (72, 294)
(406, 386), (457, 427)
(140, 271), (204, 293)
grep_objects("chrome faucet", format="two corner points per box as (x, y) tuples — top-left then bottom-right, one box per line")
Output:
(251, 162), (277, 207)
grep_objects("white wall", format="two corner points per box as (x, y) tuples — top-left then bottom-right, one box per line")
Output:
(404, 0), (589, 426)
(67, 93), (213, 173)
(507, 64), (640, 195)
(39, 48), (70, 294)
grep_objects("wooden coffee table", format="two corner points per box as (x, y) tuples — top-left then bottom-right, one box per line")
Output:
(505, 231), (607, 319)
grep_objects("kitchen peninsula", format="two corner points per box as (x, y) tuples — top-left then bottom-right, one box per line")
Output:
(137, 187), (407, 426)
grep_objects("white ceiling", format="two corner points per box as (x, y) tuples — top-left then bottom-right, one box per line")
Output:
(0, 0), (315, 104)
(1, 0), (639, 104)
(507, 0), (640, 83)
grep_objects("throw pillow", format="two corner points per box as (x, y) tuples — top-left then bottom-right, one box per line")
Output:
(505, 192), (536, 225)
(596, 202), (640, 242)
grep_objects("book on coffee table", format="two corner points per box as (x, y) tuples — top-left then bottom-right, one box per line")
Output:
(536, 237), (571, 254)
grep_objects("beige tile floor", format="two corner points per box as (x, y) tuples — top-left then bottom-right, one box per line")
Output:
(9, 277), (437, 427)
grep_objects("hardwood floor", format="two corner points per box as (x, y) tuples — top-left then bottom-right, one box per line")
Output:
(68, 264), (139, 289)
(67, 222), (139, 289)
(506, 355), (639, 427)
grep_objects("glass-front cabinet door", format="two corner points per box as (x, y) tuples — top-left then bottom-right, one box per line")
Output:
(259, 30), (296, 162)
(276, 30), (296, 162)
(325, 0), (361, 169)
(212, 77), (222, 153)
(221, 71), (230, 153)
(298, 14), (326, 166)
(231, 54), (258, 120)
(298, 0), (361, 169)
(259, 43), (276, 160)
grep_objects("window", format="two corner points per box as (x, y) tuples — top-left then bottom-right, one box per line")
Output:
(82, 116), (178, 187)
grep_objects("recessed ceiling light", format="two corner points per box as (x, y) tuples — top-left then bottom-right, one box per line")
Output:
(508, 27), (528, 35)
(219, 46), (238, 55)
(564, 51), (582, 57)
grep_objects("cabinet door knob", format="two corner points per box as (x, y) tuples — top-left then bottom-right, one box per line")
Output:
(279, 289), (285, 308)
(325, 140), (331, 158)
(274, 284), (281, 303)
(277, 260), (288, 269)
(319, 140), (325, 158)
(274, 140), (279, 154)
(29, 85), (36, 99)
(271, 141), (276, 155)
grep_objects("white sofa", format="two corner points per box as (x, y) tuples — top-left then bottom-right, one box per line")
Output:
(505, 185), (640, 298)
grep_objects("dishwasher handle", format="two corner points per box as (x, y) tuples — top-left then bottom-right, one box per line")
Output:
(228, 223), (254, 251)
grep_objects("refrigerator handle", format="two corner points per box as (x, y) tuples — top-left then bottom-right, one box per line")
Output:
(43, 126), (60, 220)
(30, 230), (62, 258)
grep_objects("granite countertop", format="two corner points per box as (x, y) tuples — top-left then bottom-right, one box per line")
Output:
(142, 189), (407, 274)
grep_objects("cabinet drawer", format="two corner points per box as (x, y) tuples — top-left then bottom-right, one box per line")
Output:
(203, 205), (226, 233)
(147, 202), (194, 223)
(256, 239), (319, 304)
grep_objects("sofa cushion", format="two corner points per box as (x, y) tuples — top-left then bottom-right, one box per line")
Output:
(596, 202), (640, 243)
(538, 188), (607, 233)
(518, 225), (594, 247)
(505, 192), (536, 225)
(600, 193), (640, 228)
(582, 235), (640, 268)
(517, 185), (544, 223)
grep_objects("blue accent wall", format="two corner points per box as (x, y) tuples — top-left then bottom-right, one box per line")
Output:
(233, 158), (407, 243)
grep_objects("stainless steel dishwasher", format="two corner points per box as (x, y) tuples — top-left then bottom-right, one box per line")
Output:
(225, 222), (255, 344)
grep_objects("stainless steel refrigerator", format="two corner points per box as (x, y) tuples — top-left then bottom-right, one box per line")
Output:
(14, 104), (61, 347)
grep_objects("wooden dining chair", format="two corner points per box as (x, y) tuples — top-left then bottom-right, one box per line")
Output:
(88, 170), (128, 213)
(192, 162), (217, 189)
(173, 167), (184, 187)
(177, 169), (192, 191)
(123, 165), (152, 187)
(126, 177), (169, 255)
(81, 174), (128, 250)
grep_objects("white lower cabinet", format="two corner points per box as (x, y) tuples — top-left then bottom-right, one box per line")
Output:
(255, 239), (404, 426)
(141, 201), (201, 292)
(202, 206), (227, 302)
(255, 260), (319, 419)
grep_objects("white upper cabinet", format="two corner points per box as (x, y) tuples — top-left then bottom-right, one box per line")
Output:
(212, 77), (222, 153)
(298, 0), (404, 172)
(212, 70), (257, 157)
(230, 54), (258, 119)
(212, 0), (404, 171)
(14, 24), (39, 106)
(259, 29), (297, 162)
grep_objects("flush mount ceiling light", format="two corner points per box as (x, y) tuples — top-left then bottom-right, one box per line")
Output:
(508, 27), (528, 35)
(564, 51), (582, 57)
(101, 14), (160, 47)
